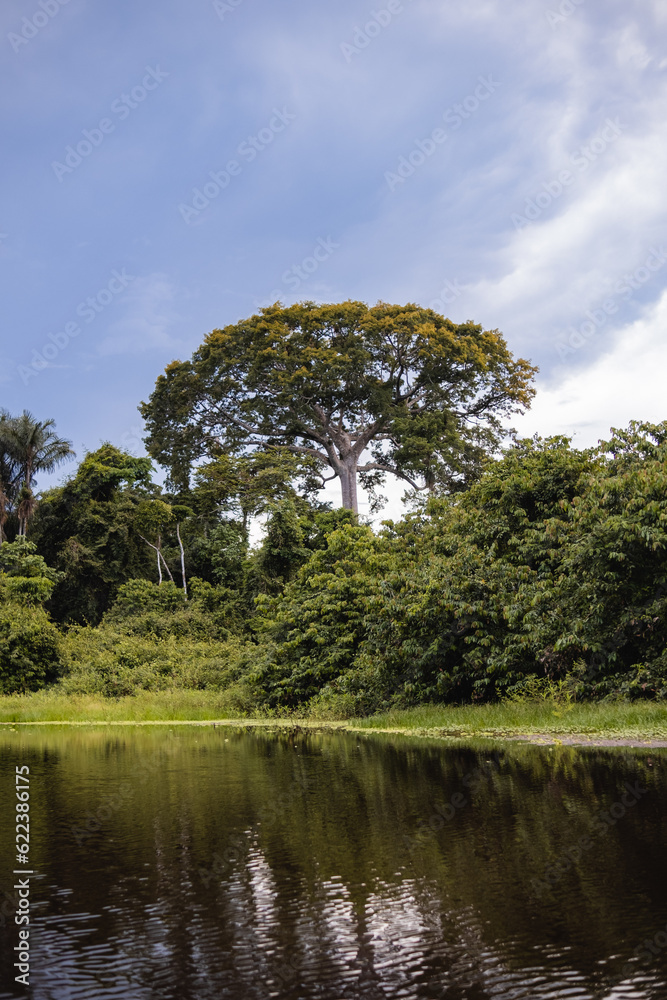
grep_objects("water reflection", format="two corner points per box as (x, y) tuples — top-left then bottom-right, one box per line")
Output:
(0, 727), (666, 998)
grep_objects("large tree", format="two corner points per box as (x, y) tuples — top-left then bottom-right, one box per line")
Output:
(140, 302), (537, 512)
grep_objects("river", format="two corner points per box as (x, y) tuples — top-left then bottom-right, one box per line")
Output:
(1, 726), (666, 998)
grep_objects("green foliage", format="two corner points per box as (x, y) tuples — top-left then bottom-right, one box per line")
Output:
(184, 520), (249, 590)
(5, 412), (667, 713)
(0, 409), (74, 538)
(249, 423), (667, 711)
(0, 538), (62, 605)
(60, 625), (256, 702)
(105, 578), (187, 619)
(135, 498), (175, 535)
(140, 301), (537, 508)
(355, 435), (596, 705)
(31, 445), (157, 623)
(102, 577), (243, 640)
(544, 421), (667, 699)
(359, 427), (667, 706)
(0, 602), (63, 694)
(192, 450), (324, 527)
(252, 524), (395, 707)
(0, 539), (65, 694)
(252, 499), (309, 590)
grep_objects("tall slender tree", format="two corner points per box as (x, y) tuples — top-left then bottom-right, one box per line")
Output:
(0, 411), (21, 542)
(0, 411), (74, 536)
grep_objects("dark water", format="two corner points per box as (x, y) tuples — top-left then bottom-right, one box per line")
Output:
(1, 726), (667, 999)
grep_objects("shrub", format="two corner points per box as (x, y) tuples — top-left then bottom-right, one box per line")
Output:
(105, 578), (187, 618)
(102, 577), (243, 640)
(59, 623), (258, 700)
(0, 603), (63, 694)
(0, 538), (62, 606)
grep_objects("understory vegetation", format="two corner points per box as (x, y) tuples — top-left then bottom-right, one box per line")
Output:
(2, 418), (667, 717)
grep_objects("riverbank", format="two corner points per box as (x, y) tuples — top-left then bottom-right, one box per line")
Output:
(349, 702), (667, 747)
(1, 692), (666, 745)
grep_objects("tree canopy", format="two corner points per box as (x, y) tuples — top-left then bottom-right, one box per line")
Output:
(251, 422), (667, 710)
(140, 301), (537, 511)
(32, 445), (157, 623)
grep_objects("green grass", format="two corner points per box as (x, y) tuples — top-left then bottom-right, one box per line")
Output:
(349, 701), (667, 739)
(1, 691), (666, 741)
(0, 690), (254, 724)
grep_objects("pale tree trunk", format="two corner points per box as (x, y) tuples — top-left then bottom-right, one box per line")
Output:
(157, 539), (174, 584)
(139, 533), (175, 585)
(176, 522), (187, 599)
(339, 461), (359, 513)
(287, 405), (386, 514)
(160, 551), (173, 583)
(316, 417), (364, 514)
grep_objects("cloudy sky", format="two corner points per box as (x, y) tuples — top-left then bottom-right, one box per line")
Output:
(1, 0), (666, 516)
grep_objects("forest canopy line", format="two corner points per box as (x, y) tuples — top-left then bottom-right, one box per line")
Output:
(1, 303), (666, 712)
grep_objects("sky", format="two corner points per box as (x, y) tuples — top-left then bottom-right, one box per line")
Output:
(1, 0), (666, 519)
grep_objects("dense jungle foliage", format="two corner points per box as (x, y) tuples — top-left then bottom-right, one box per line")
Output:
(1, 414), (667, 713)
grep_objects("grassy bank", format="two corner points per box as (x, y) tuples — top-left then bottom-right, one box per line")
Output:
(0, 691), (666, 741)
(350, 701), (667, 741)
(0, 690), (250, 724)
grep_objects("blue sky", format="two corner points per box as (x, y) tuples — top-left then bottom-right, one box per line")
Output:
(1, 0), (666, 516)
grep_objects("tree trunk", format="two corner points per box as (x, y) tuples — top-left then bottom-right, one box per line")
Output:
(176, 522), (187, 599)
(139, 533), (175, 585)
(159, 548), (174, 583)
(339, 461), (359, 513)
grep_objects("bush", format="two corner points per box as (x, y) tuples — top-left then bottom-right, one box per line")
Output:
(102, 577), (243, 640)
(251, 525), (394, 708)
(105, 578), (188, 618)
(0, 538), (62, 606)
(0, 603), (63, 694)
(59, 623), (258, 700)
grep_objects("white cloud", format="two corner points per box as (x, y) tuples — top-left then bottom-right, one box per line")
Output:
(458, 94), (667, 357)
(511, 287), (667, 446)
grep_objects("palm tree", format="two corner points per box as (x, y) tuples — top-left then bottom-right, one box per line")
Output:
(1, 411), (75, 536)
(0, 411), (21, 543)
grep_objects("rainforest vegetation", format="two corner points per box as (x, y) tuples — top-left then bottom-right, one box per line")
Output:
(1, 303), (667, 714)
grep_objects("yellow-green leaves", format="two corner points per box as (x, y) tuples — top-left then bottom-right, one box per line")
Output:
(141, 301), (537, 508)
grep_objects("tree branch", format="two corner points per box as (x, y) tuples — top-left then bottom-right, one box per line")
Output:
(357, 462), (421, 490)
(283, 443), (333, 464)
(138, 534), (175, 582)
